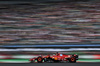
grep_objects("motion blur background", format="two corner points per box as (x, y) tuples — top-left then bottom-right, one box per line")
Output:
(0, 0), (100, 63)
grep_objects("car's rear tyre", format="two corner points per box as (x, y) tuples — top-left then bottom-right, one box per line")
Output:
(69, 57), (76, 63)
(37, 57), (43, 63)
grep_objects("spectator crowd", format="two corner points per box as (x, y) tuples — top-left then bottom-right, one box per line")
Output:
(0, 1), (100, 45)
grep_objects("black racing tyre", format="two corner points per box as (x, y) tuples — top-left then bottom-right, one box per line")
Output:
(69, 57), (76, 63)
(37, 57), (43, 63)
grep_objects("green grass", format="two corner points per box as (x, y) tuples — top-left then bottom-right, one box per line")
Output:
(0, 59), (100, 62)
(0, 59), (29, 61)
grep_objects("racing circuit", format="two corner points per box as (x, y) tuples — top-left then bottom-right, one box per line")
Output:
(0, 63), (100, 66)
(0, 0), (100, 66)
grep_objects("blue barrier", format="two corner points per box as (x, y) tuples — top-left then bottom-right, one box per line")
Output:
(0, 44), (100, 47)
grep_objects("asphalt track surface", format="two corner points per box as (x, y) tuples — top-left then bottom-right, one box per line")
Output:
(0, 63), (100, 66)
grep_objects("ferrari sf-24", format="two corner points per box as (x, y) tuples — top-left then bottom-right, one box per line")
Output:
(29, 52), (78, 63)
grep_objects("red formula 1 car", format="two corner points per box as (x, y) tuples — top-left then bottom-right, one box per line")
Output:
(29, 52), (78, 63)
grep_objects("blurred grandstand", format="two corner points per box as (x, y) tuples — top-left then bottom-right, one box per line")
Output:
(0, 0), (100, 48)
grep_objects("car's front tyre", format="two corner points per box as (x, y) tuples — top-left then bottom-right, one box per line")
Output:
(37, 57), (43, 63)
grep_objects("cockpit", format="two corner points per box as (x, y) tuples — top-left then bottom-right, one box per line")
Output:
(59, 54), (63, 56)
